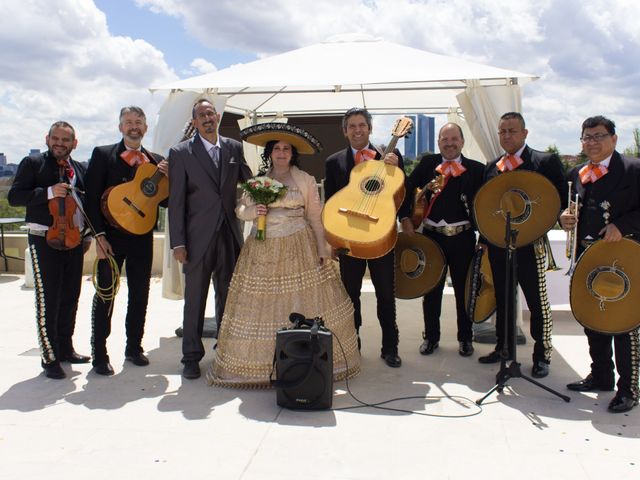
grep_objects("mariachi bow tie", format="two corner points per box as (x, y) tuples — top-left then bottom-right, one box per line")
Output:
(436, 160), (466, 178)
(579, 162), (608, 184)
(496, 153), (523, 172)
(354, 148), (377, 165)
(120, 149), (150, 167)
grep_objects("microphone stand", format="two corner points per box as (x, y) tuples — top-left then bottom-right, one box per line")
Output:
(476, 212), (570, 405)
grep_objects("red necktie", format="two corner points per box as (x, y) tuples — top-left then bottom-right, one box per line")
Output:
(436, 161), (466, 178)
(579, 162), (608, 184)
(497, 154), (523, 172)
(120, 150), (149, 167)
(354, 148), (377, 165)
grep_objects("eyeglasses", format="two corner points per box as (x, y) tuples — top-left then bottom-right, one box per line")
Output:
(580, 133), (610, 143)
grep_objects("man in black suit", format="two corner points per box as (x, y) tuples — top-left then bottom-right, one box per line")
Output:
(562, 115), (639, 413)
(168, 99), (252, 379)
(399, 123), (485, 357)
(8, 121), (91, 379)
(324, 107), (404, 368)
(478, 112), (567, 379)
(84, 106), (168, 376)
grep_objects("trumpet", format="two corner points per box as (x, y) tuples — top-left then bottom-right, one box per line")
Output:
(535, 234), (561, 272)
(565, 181), (580, 276)
(426, 173), (446, 194)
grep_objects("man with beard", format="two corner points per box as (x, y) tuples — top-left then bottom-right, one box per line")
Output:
(168, 98), (252, 379)
(9, 121), (91, 379)
(85, 106), (168, 376)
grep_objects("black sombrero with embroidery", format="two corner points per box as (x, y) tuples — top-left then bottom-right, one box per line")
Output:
(240, 122), (323, 155)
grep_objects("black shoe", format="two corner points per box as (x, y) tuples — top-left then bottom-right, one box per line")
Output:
(478, 350), (506, 364)
(419, 339), (439, 355)
(42, 362), (66, 379)
(608, 394), (638, 413)
(566, 374), (614, 392)
(59, 350), (91, 364)
(531, 361), (550, 378)
(93, 361), (115, 376)
(380, 352), (402, 368)
(125, 352), (150, 366)
(458, 341), (474, 357)
(182, 361), (201, 379)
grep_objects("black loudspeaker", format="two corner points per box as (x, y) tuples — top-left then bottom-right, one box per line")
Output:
(274, 325), (333, 410)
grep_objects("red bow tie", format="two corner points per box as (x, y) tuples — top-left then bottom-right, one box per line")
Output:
(120, 150), (149, 167)
(57, 159), (74, 180)
(354, 148), (377, 165)
(579, 162), (608, 184)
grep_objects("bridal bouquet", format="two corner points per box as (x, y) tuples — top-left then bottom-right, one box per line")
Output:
(240, 176), (287, 240)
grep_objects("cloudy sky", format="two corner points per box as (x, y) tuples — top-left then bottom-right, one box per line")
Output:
(1, 0), (638, 163)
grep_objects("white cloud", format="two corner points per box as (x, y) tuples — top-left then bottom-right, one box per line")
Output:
(183, 58), (218, 76)
(0, 0), (177, 163)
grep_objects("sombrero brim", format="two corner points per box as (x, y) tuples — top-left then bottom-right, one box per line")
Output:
(474, 170), (561, 248)
(240, 122), (322, 155)
(570, 238), (640, 334)
(394, 232), (446, 299)
(465, 248), (496, 323)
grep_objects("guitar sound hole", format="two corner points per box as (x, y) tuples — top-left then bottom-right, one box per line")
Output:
(141, 179), (157, 197)
(361, 177), (383, 194)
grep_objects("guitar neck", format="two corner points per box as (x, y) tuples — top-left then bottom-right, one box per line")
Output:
(381, 135), (401, 158)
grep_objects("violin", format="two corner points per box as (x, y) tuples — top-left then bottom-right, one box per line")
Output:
(46, 160), (81, 250)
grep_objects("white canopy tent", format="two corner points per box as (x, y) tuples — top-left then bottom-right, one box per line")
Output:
(150, 34), (538, 300)
(150, 34), (537, 163)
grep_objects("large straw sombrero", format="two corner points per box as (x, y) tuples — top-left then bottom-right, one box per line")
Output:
(240, 122), (322, 155)
(394, 232), (446, 299)
(474, 170), (561, 248)
(570, 238), (640, 334)
(464, 247), (496, 323)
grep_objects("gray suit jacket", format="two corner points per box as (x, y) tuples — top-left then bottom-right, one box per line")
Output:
(168, 133), (253, 272)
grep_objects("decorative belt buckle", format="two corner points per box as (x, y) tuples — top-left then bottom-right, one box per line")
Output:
(443, 225), (456, 236)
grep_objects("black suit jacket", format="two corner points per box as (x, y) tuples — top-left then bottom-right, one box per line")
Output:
(568, 151), (640, 240)
(8, 151), (87, 226)
(324, 144), (406, 201)
(84, 140), (165, 235)
(398, 153), (485, 228)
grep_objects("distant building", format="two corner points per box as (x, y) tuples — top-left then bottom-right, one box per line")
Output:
(29, 149), (41, 157)
(404, 114), (435, 160)
(0, 153), (6, 166)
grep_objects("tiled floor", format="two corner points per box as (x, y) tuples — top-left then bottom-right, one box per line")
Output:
(0, 273), (637, 480)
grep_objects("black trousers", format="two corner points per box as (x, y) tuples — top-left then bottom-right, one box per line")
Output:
(584, 327), (639, 400)
(338, 250), (399, 354)
(182, 221), (239, 363)
(91, 229), (153, 363)
(421, 228), (475, 343)
(487, 242), (553, 363)
(29, 234), (84, 365)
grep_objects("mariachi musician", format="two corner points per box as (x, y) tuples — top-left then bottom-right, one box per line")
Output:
(399, 123), (485, 358)
(8, 121), (91, 379)
(561, 115), (640, 413)
(84, 106), (168, 376)
(478, 112), (567, 379)
(324, 107), (405, 368)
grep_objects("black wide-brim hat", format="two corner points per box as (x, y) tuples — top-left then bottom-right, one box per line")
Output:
(394, 232), (446, 299)
(570, 238), (640, 334)
(474, 170), (561, 248)
(239, 122), (322, 155)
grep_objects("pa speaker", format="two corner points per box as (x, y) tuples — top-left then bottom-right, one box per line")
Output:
(274, 327), (333, 410)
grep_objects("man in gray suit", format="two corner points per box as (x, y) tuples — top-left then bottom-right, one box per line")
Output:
(168, 99), (253, 379)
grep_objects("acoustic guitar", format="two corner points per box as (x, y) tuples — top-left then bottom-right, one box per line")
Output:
(101, 162), (168, 235)
(322, 117), (413, 259)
